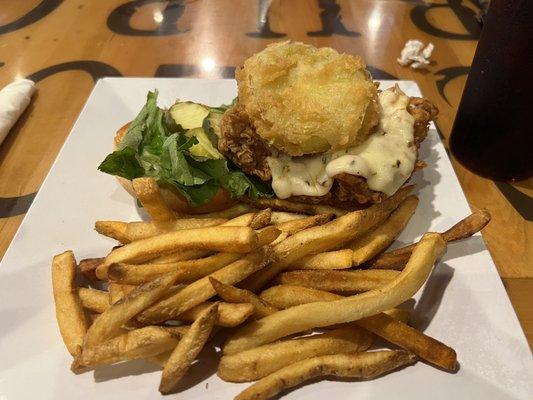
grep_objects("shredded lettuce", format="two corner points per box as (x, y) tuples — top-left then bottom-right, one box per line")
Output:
(98, 91), (273, 207)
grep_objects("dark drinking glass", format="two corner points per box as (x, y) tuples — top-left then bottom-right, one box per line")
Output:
(449, 0), (533, 181)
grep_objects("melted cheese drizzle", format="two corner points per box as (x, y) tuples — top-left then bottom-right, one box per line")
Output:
(267, 86), (416, 199)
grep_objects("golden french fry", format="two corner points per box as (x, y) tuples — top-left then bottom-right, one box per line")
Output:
(249, 208), (272, 229)
(245, 197), (348, 217)
(187, 204), (253, 219)
(220, 208), (271, 229)
(277, 269), (400, 293)
(51, 251), (88, 357)
(133, 177), (176, 222)
(138, 249), (274, 324)
(234, 351), (417, 400)
(148, 350), (173, 368)
(383, 308), (411, 324)
(107, 252), (242, 285)
(78, 326), (184, 367)
(78, 257), (104, 282)
(218, 327), (373, 382)
(106, 227), (278, 285)
(242, 186), (414, 292)
(78, 287), (110, 313)
(224, 233), (445, 355)
(159, 303), (218, 394)
(95, 218), (227, 243)
(83, 270), (180, 348)
(260, 285), (340, 308)
(287, 249), (354, 270)
(150, 250), (212, 264)
(350, 196), (418, 266)
(259, 284), (454, 370)
(260, 285), (409, 323)
(95, 221), (129, 243)
(97, 226), (259, 278)
(108, 282), (136, 304)
(371, 209), (491, 270)
(270, 211), (307, 224)
(177, 301), (254, 327)
(255, 226), (282, 246)
(275, 213), (334, 235)
(209, 278), (279, 318)
(357, 312), (457, 371)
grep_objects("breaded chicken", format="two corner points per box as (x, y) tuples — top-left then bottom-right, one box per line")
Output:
(219, 97), (437, 209)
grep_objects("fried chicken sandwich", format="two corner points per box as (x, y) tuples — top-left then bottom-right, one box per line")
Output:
(100, 41), (437, 213)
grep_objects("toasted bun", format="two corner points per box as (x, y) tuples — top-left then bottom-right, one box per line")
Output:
(114, 123), (235, 214)
(236, 41), (379, 156)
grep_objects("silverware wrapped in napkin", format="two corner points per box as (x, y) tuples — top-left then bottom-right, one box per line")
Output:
(0, 79), (35, 146)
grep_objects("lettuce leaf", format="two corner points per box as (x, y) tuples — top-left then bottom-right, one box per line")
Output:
(98, 91), (273, 207)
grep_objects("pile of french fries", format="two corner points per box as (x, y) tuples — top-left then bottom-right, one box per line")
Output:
(51, 177), (491, 398)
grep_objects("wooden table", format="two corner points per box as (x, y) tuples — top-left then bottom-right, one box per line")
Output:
(0, 0), (531, 347)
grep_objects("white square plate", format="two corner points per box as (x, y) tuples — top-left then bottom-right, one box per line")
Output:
(0, 78), (531, 399)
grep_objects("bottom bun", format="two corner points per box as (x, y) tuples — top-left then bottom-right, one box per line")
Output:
(114, 123), (236, 214)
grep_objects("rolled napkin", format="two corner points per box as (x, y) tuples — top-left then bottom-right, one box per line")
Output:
(0, 79), (36, 146)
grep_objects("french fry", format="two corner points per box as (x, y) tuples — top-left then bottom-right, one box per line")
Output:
(350, 196), (419, 266)
(259, 284), (455, 370)
(270, 211), (307, 224)
(148, 350), (173, 368)
(78, 287), (109, 313)
(357, 312), (457, 371)
(138, 249), (274, 324)
(224, 233), (445, 355)
(383, 308), (411, 324)
(260, 285), (408, 323)
(95, 218), (227, 243)
(106, 227), (279, 285)
(177, 302), (254, 327)
(371, 209), (491, 270)
(275, 213), (334, 235)
(242, 186), (414, 292)
(94, 221), (130, 243)
(78, 257), (104, 282)
(107, 252), (242, 285)
(287, 249), (354, 270)
(249, 208), (272, 229)
(78, 326), (184, 367)
(97, 226), (259, 278)
(220, 208), (271, 229)
(245, 197), (348, 217)
(141, 224), (277, 268)
(188, 204), (253, 219)
(260, 285), (340, 308)
(108, 282), (136, 304)
(234, 350), (417, 400)
(132, 177), (176, 222)
(83, 270), (181, 348)
(255, 226), (282, 246)
(218, 327), (372, 382)
(209, 278), (279, 318)
(150, 250), (213, 264)
(51, 251), (88, 357)
(159, 303), (218, 394)
(277, 269), (400, 293)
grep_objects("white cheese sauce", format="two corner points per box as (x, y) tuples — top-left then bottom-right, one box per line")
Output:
(267, 86), (416, 199)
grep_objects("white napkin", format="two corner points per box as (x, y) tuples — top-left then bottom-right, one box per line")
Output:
(397, 40), (434, 69)
(0, 79), (35, 146)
